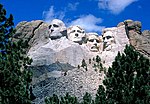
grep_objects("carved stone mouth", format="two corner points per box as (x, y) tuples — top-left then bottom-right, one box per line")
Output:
(91, 46), (98, 52)
(74, 36), (80, 39)
(73, 37), (82, 41)
(104, 43), (109, 48)
(91, 46), (97, 49)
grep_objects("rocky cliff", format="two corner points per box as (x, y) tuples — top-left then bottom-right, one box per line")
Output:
(118, 19), (150, 58)
(14, 19), (150, 104)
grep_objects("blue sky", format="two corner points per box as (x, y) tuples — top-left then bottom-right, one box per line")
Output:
(1, 0), (150, 34)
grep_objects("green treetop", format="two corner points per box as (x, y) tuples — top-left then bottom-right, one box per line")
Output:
(98, 45), (150, 104)
(0, 4), (33, 104)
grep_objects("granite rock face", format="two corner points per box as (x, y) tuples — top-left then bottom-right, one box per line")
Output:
(14, 20), (49, 52)
(122, 19), (150, 58)
(143, 30), (150, 39)
(15, 19), (149, 104)
(28, 37), (92, 67)
(101, 25), (129, 68)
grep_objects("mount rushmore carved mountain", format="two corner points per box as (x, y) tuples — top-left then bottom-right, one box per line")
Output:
(14, 19), (150, 104)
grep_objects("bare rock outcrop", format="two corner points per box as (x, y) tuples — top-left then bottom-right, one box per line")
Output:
(14, 20), (49, 52)
(122, 19), (150, 58)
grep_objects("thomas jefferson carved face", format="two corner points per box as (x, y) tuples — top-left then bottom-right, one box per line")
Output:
(49, 19), (66, 39)
(86, 33), (102, 52)
(67, 25), (86, 44)
(102, 31), (115, 49)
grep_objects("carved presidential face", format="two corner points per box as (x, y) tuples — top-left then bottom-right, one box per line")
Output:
(67, 26), (86, 44)
(102, 31), (115, 49)
(86, 33), (101, 52)
(49, 19), (66, 39)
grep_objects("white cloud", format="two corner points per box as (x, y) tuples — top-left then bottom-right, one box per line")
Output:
(42, 6), (65, 23)
(42, 2), (79, 23)
(98, 0), (138, 14)
(69, 14), (105, 33)
(68, 2), (79, 11)
(42, 5), (105, 33)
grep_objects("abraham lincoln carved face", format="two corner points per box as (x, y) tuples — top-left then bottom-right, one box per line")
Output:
(102, 31), (115, 50)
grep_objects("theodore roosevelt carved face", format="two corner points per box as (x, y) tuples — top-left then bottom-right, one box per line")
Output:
(86, 33), (102, 52)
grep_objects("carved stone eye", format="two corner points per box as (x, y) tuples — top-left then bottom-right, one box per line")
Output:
(106, 36), (112, 39)
(89, 39), (94, 42)
(89, 39), (100, 43)
(49, 25), (52, 29)
(70, 30), (75, 33)
(103, 36), (112, 40)
(53, 24), (59, 28)
(96, 39), (100, 43)
(77, 30), (82, 33)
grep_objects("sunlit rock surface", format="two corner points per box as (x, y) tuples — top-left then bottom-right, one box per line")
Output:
(14, 19), (149, 104)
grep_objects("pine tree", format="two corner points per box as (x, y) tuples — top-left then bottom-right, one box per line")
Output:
(45, 93), (78, 104)
(95, 55), (101, 64)
(60, 93), (78, 104)
(45, 94), (60, 104)
(102, 45), (150, 104)
(81, 59), (87, 71)
(0, 4), (33, 104)
(95, 85), (106, 104)
(81, 92), (94, 104)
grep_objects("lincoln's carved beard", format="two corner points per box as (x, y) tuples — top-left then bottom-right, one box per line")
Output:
(49, 19), (66, 40)
(67, 25), (86, 44)
(86, 33), (101, 52)
(103, 31), (115, 50)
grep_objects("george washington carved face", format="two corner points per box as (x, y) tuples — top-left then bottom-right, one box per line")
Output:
(49, 19), (66, 39)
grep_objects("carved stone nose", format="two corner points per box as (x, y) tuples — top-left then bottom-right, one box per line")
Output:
(51, 29), (54, 33)
(93, 40), (97, 43)
(75, 33), (78, 37)
(104, 41), (107, 45)
(94, 43), (97, 46)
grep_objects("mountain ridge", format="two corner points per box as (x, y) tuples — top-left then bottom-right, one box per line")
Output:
(14, 19), (150, 104)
